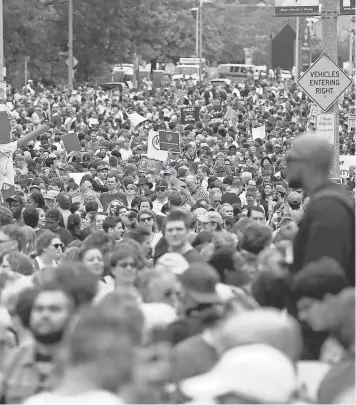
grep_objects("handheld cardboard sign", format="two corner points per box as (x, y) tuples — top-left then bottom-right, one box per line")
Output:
(1, 182), (15, 201)
(0, 111), (11, 145)
(62, 133), (81, 152)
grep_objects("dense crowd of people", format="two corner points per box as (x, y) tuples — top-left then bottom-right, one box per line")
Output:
(0, 73), (354, 404)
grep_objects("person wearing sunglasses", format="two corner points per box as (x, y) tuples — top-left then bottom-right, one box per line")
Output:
(152, 179), (169, 215)
(33, 231), (63, 270)
(123, 177), (138, 209)
(137, 209), (163, 256)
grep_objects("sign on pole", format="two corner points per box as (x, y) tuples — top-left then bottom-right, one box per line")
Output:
(348, 114), (355, 129)
(316, 113), (335, 145)
(274, 0), (320, 17)
(180, 106), (200, 125)
(158, 131), (180, 153)
(297, 53), (353, 111)
(66, 57), (78, 68)
(340, 0), (355, 15)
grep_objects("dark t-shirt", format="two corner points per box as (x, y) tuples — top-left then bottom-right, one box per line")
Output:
(99, 192), (128, 210)
(55, 227), (74, 247)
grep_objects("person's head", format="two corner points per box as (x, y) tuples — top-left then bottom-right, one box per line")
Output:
(286, 133), (332, 191)
(164, 210), (191, 250)
(199, 211), (224, 233)
(45, 208), (61, 232)
(95, 212), (107, 231)
(6, 195), (24, 220)
(22, 206), (39, 229)
(27, 192), (45, 209)
(67, 213), (81, 235)
(1, 224), (28, 253)
(35, 230), (63, 261)
(56, 193), (72, 211)
(247, 205), (265, 223)
(138, 197), (153, 212)
(106, 173), (119, 191)
(110, 248), (140, 287)
(246, 189), (256, 205)
(84, 231), (115, 275)
(291, 257), (348, 332)
(61, 300), (136, 394)
(209, 188), (223, 210)
(79, 246), (105, 279)
(155, 179), (168, 200)
(185, 175), (199, 194)
(239, 222), (272, 256)
(137, 209), (156, 232)
(0, 251), (34, 280)
(219, 204), (234, 219)
(103, 216), (125, 240)
(30, 283), (75, 345)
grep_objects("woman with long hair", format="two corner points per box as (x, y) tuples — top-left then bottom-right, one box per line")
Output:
(137, 209), (162, 255)
(106, 199), (124, 217)
(67, 213), (85, 241)
(33, 231), (63, 270)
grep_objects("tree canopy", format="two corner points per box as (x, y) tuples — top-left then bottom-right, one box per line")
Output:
(3, 0), (341, 86)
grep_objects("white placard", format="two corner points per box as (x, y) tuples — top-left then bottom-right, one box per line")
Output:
(147, 130), (168, 162)
(252, 125), (266, 140)
(316, 113), (335, 145)
(127, 112), (147, 128)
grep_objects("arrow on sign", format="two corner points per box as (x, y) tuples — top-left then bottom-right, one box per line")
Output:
(65, 57), (78, 68)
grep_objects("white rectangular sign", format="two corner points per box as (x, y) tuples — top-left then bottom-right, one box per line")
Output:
(316, 113), (335, 145)
(298, 53), (353, 111)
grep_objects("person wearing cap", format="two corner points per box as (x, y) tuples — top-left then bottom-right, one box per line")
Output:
(152, 179), (169, 215)
(286, 133), (355, 286)
(6, 195), (24, 226)
(199, 211), (223, 235)
(93, 164), (109, 193)
(44, 190), (59, 209)
(163, 167), (178, 188)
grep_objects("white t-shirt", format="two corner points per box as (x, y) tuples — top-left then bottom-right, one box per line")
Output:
(23, 391), (124, 405)
(0, 141), (18, 188)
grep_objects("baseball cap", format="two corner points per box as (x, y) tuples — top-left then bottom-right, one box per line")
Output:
(287, 191), (302, 206)
(97, 164), (109, 171)
(155, 179), (168, 189)
(137, 177), (153, 189)
(6, 195), (24, 205)
(194, 207), (207, 221)
(275, 184), (287, 195)
(199, 211), (223, 225)
(179, 263), (221, 304)
(164, 167), (177, 176)
(180, 344), (297, 403)
(200, 143), (209, 148)
(44, 190), (59, 200)
(29, 184), (41, 192)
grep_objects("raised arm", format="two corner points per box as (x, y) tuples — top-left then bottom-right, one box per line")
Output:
(17, 124), (50, 148)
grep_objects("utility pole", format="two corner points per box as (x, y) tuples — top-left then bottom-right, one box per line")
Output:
(68, 0), (74, 90)
(321, 0), (340, 178)
(0, 0), (5, 103)
(295, 16), (300, 79)
(199, 0), (203, 82)
(24, 56), (30, 85)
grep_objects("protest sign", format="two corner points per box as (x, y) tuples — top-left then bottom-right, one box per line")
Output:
(62, 133), (81, 152)
(180, 106), (200, 124)
(252, 125), (266, 140)
(147, 130), (168, 162)
(0, 110), (11, 144)
(68, 172), (86, 185)
(174, 89), (186, 102)
(316, 113), (335, 145)
(159, 131), (180, 153)
(1, 183), (15, 202)
(139, 157), (161, 173)
(127, 112), (147, 128)
(348, 114), (355, 129)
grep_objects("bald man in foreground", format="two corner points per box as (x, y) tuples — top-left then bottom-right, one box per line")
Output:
(285, 133), (355, 286)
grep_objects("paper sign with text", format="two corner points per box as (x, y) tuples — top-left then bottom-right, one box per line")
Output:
(147, 130), (168, 162)
(252, 125), (266, 140)
(316, 113), (335, 145)
(180, 106), (200, 125)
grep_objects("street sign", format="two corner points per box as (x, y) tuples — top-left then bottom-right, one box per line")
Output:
(316, 113), (335, 145)
(340, 0), (355, 15)
(297, 53), (352, 111)
(274, 0), (319, 17)
(66, 57), (78, 68)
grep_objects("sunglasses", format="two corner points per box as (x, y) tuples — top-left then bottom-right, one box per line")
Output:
(52, 243), (63, 249)
(140, 217), (152, 223)
(126, 186), (136, 191)
(156, 186), (166, 192)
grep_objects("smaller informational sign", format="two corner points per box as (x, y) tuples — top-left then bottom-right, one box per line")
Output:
(340, 0), (355, 15)
(316, 113), (335, 145)
(348, 114), (355, 129)
(158, 131), (180, 153)
(138, 157), (160, 172)
(127, 112), (147, 128)
(275, 0), (319, 17)
(298, 53), (353, 111)
(147, 130), (168, 162)
(181, 106), (200, 124)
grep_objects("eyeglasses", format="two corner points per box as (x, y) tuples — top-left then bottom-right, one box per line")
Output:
(156, 187), (166, 192)
(126, 186), (136, 191)
(140, 217), (152, 223)
(52, 243), (63, 250)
